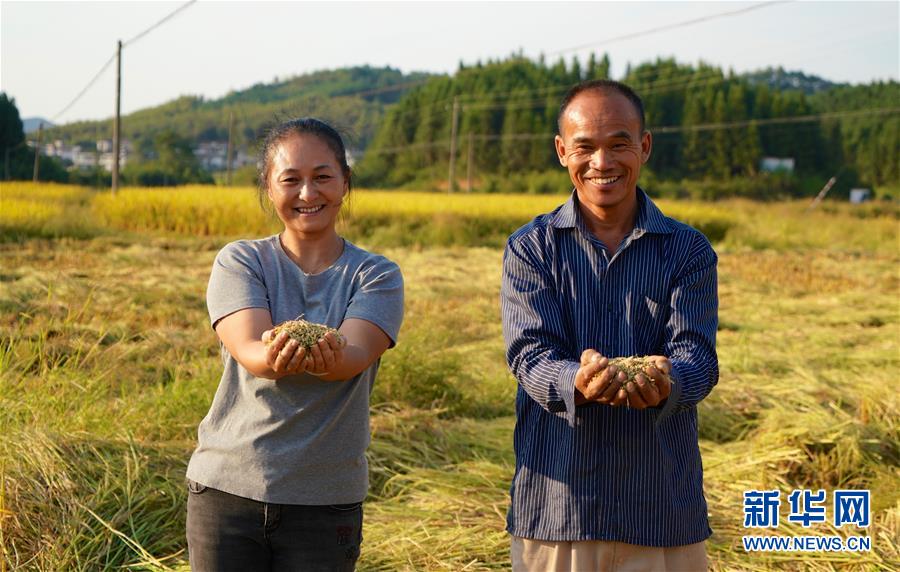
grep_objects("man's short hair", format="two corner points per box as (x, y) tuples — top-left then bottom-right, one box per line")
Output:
(557, 80), (646, 134)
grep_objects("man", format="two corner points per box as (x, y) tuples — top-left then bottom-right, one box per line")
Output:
(501, 79), (718, 571)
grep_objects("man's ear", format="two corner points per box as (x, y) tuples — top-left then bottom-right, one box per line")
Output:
(640, 130), (653, 164)
(554, 135), (567, 167)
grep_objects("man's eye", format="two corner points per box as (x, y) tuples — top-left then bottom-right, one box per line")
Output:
(316, 175), (332, 181)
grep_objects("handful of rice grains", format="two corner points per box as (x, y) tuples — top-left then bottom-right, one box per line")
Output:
(591, 356), (661, 395)
(268, 318), (343, 351)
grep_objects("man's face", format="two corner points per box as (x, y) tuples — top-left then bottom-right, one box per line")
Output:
(555, 90), (651, 212)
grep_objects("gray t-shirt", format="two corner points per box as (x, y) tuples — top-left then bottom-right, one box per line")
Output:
(186, 235), (404, 504)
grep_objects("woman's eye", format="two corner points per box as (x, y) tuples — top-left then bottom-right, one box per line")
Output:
(316, 175), (332, 181)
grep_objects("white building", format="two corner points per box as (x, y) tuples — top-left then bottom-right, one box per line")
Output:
(849, 188), (871, 204)
(194, 141), (256, 171)
(760, 157), (795, 173)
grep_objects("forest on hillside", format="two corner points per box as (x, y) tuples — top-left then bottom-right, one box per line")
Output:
(358, 56), (898, 196)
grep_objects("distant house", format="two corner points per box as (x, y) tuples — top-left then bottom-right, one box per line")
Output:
(193, 141), (256, 171)
(39, 138), (131, 171)
(849, 188), (871, 204)
(760, 157), (795, 173)
(195, 141), (229, 170)
(98, 141), (131, 172)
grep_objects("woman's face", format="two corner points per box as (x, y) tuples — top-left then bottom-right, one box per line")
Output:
(266, 133), (348, 237)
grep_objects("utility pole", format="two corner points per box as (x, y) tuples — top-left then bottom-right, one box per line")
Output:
(112, 39), (122, 195)
(32, 123), (43, 182)
(225, 111), (234, 186)
(447, 96), (460, 193)
(806, 173), (839, 212)
(466, 132), (474, 192)
(94, 123), (101, 188)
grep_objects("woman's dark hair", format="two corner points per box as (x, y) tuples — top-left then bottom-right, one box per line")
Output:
(256, 117), (352, 207)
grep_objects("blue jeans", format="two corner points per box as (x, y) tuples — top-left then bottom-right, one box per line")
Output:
(186, 480), (362, 571)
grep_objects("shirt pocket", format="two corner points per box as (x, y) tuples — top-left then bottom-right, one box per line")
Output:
(630, 293), (667, 355)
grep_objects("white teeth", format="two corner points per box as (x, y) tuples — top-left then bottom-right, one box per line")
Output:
(295, 205), (324, 213)
(589, 176), (620, 185)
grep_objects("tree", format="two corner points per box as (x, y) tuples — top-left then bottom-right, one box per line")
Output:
(1, 92), (31, 180)
(1, 93), (25, 152)
(0, 93), (70, 182)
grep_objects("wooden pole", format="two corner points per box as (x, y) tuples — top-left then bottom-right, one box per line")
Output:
(225, 111), (234, 186)
(806, 173), (839, 212)
(466, 131), (474, 192)
(95, 123), (101, 188)
(32, 123), (42, 182)
(112, 39), (122, 194)
(447, 96), (459, 193)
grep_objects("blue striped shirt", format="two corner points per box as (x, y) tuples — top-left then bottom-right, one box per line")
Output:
(501, 188), (718, 546)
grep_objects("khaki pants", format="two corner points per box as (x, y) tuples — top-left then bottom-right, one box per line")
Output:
(511, 536), (708, 572)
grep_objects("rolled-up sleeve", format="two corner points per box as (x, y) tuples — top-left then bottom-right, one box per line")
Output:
(657, 232), (719, 420)
(501, 234), (578, 421)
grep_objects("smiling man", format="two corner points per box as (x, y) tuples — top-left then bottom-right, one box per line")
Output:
(500, 80), (719, 571)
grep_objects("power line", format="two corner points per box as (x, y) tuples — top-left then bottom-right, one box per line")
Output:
(653, 107), (900, 134)
(386, 69), (732, 126)
(384, 1), (790, 114)
(459, 71), (733, 113)
(391, 58), (763, 121)
(546, 1), (792, 57)
(123, 0), (196, 47)
(51, 53), (117, 122)
(411, 4), (790, 110)
(362, 140), (450, 157)
(339, 79), (431, 99)
(50, 1), (196, 123)
(355, 3), (794, 114)
(366, 107), (899, 153)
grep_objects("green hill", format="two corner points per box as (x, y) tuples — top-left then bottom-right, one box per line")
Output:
(44, 65), (435, 153)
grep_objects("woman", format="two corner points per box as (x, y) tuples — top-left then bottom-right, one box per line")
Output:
(185, 118), (404, 571)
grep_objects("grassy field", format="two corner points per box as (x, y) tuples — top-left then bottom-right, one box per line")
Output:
(1, 184), (898, 570)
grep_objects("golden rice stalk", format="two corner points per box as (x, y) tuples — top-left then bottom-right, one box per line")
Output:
(268, 318), (342, 350)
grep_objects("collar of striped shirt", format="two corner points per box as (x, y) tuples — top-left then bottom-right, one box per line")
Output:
(549, 186), (674, 240)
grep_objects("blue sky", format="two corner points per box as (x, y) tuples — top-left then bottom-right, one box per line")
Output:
(2, 1), (897, 123)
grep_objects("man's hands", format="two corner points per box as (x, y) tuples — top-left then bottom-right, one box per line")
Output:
(575, 351), (627, 406)
(574, 350), (673, 409)
(261, 330), (346, 377)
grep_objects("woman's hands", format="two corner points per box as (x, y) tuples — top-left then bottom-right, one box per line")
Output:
(215, 308), (390, 381)
(261, 329), (346, 377)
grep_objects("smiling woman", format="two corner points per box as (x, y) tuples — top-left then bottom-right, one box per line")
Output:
(184, 118), (404, 571)
(259, 120), (351, 255)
